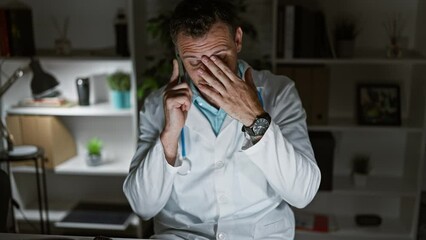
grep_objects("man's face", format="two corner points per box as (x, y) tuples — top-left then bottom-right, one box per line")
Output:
(176, 21), (243, 104)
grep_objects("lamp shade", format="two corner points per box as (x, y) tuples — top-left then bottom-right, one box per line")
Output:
(29, 59), (59, 99)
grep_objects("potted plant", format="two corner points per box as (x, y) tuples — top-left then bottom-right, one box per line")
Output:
(352, 155), (371, 187)
(334, 16), (360, 58)
(107, 71), (131, 109)
(86, 137), (103, 166)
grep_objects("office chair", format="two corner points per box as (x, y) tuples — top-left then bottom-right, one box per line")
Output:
(0, 168), (12, 233)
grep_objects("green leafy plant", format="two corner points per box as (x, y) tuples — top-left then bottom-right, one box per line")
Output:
(86, 137), (103, 156)
(334, 16), (360, 41)
(107, 71), (131, 91)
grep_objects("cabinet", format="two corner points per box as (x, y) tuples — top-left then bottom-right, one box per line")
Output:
(269, 0), (426, 239)
(0, 0), (141, 236)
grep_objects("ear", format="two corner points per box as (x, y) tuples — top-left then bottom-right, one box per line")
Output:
(234, 27), (243, 53)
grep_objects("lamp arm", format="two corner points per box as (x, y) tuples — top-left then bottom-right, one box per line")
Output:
(0, 65), (31, 151)
(0, 65), (31, 98)
(0, 119), (14, 151)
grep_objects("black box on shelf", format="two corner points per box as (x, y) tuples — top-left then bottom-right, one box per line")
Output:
(309, 131), (335, 191)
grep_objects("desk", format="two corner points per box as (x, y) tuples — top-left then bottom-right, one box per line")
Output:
(0, 233), (146, 240)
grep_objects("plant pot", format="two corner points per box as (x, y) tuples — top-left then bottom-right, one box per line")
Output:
(336, 40), (355, 58)
(353, 173), (368, 187)
(110, 90), (130, 109)
(86, 154), (102, 166)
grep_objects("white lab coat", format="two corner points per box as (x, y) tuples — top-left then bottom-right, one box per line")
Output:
(123, 60), (321, 239)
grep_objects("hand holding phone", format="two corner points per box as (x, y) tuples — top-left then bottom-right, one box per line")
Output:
(160, 57), (192, 165)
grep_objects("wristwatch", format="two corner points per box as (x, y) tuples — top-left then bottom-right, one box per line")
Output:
(242, 112), (271, 137)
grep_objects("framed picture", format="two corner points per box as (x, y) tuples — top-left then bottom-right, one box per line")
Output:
(357, 84), (401, 125)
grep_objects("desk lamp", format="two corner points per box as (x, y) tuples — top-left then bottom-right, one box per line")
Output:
(0, 58), (59, 151)
(0, 59), (58, 233)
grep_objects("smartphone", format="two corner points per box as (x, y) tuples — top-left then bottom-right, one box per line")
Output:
(175, 50), (186, 84)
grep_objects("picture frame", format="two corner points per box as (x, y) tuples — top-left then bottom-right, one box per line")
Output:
(357, 84), (401, 126)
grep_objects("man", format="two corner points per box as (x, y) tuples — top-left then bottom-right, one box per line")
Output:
(123, 0), (321, 239)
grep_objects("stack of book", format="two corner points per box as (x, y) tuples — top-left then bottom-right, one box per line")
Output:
(17, 97), (74, 107)
(295, 212), (338, 233)
(276, 5), (334, 59)
(0, 1), (35, 57)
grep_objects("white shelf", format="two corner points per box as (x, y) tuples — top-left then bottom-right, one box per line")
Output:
(296, 215), (410, 239)
(332, 175), (417, 197)
(274, 57), (426, 65)
(54, 155), (131, 176)
(11, 154), (132, 175)
(7, 102), (132, 117)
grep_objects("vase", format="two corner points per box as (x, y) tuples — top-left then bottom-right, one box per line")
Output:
(387, 43), (402, 58)
(353, 173), (368, 187)
(55, 38), (72, 55)
(86, 154), (102, 166)
(110, 90), (130, 109)
(336, 40), (355, 58)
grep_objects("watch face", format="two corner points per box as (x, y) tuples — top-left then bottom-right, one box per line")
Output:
(253, 118), (270, 135)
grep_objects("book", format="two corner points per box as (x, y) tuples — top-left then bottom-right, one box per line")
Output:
(17, 97), (75, 107)
(295, 212), (338, 233)
(56, 202), (133, 230)
(1, 2), (35, 56)
(276, 5), (333, 59)
(283, 5), (295, 59)
(0, 8), (10, 56)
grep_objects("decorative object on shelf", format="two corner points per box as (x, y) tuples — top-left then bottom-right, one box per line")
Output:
(357, 84), (401, 126)
(114, 8), (129, 57)
(383, 13), (406, 58)
(107, 71), (131, 109)
(0, 1), (35, 57)
(334, 15), (360, 58)
(351, 155), (371, 187)
(86, 137), (103, 166)
(355, 214), (382, 227)
(76, 77), (90, 106)
(52, 16), (71, 55)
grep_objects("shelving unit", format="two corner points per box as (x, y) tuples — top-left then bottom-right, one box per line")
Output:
(0, 0), (140, 236)
(270, 0), (426, 239)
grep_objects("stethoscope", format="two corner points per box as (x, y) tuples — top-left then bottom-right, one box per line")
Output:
(177, 88), (264, 176)
(177, 129), (192, 175)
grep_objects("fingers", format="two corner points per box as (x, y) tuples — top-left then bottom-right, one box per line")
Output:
(200, 56), (234, 89)
(164, 89), (192, 111)
(197, 68), (226, 95)
(244, 68), (256, 89)
(209, 55), (238, 82)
